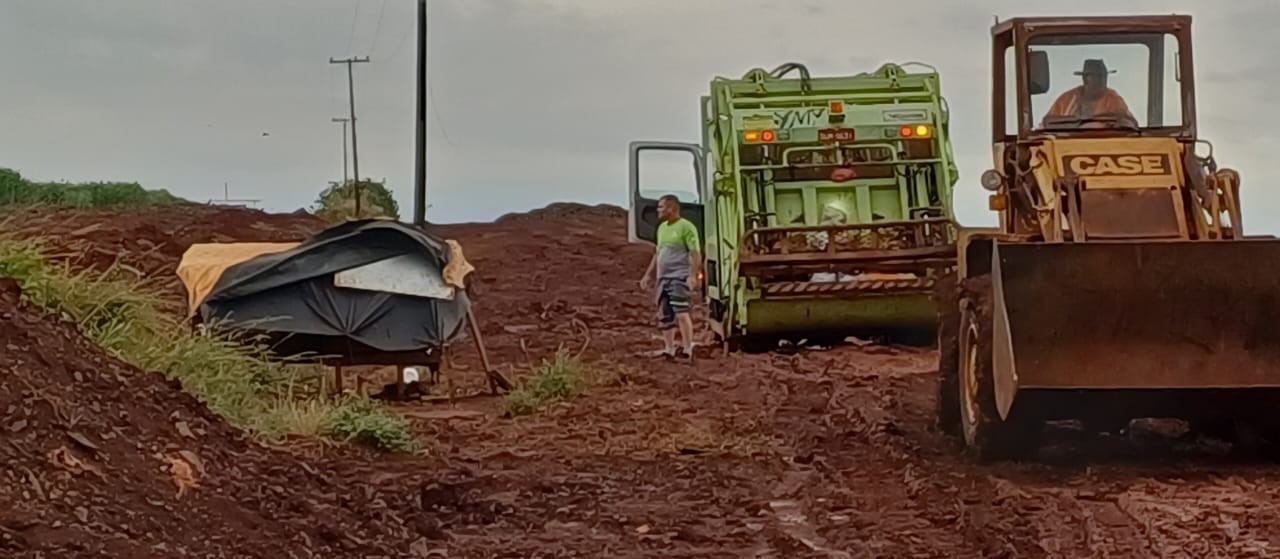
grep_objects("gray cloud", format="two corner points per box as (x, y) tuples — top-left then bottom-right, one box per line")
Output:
(1, 0), (1277, 231)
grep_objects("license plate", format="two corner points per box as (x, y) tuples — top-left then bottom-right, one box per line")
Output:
(819, 128), (855, 142)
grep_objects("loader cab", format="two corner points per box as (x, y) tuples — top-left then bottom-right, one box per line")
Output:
(993, 15), (1196, 141)
(987, 16), (1204, 239)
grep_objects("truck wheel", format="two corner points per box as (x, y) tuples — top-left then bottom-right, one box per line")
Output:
(935, 272), (961, 436)
(958, 276), (1038, 462)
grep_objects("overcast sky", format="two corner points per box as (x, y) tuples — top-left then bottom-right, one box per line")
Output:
(2, 0), (1278, 230)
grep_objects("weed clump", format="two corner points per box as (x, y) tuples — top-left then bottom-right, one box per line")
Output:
(503, 348), (586, 416)
(324, 396), (418, 452)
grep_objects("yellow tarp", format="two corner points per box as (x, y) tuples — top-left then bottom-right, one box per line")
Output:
(178, 238), (475, 317)
(177, 242), (299, 316)
(443, 239), (474, 289)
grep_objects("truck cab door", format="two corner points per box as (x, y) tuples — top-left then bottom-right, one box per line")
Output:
(628, 141), (706, 244)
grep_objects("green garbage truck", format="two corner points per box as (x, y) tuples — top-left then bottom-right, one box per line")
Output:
(629, 62), (960, 346)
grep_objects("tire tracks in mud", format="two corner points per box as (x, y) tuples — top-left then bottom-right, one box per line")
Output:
(712, 343), (1280, 559)
(402, 205), (1280, 558)
(11, 203), (1280, 557)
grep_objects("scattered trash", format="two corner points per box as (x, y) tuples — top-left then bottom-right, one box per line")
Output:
(403, 367), (420, 383)
(66, 431), (99, 452)
(177, 450), (206, 476)
(47, 446), (102, 478)
(164, 456), (199, 498)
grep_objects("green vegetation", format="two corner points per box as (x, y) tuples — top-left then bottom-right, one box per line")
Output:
(313, 179), (400, 222)
(0, 168), (185, 207)
(323, 396), (417, 451)
(504, 348), (588, 416)
(0, 234), (416, 452)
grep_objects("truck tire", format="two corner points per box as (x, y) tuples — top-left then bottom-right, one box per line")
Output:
(934, 271), (961, 436)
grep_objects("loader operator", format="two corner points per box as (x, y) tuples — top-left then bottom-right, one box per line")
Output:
(639, 194), (702, 362)
(1043, 59), (1137, 128)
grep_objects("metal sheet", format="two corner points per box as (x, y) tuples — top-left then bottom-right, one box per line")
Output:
(995, 240), (1280, 389)
(333, 253), (455, 300)
(1080, 188), (1183, 239)
(990, 243), (1018, 419)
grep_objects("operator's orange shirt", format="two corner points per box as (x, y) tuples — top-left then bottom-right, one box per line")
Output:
(1045, 86), (1134, 120)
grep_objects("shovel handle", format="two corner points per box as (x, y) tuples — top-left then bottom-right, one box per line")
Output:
(466, 307), (493, 372)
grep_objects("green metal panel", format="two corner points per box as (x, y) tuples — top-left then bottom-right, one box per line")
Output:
(745, 293), (938, 335)
(870, 186), (904, 221)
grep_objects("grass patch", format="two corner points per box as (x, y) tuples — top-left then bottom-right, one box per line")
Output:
(503, 348), (587, 416)
(324, 396), (417, 452)
(0, 234), (416, 452)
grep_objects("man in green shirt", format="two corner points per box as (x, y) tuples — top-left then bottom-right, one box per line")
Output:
(639, 194), (702, 361)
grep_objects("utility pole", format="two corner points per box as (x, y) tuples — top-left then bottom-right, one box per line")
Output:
(413, 0), (427, 226)
(329, 55), (370, 216)
(331, 117), (350, 186)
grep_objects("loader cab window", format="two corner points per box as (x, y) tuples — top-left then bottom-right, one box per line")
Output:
(636, 149), (702, 204)
(1027, 32), (1183, 132)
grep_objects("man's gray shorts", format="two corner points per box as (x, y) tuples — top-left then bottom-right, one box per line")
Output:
(656, 277), (690, 330)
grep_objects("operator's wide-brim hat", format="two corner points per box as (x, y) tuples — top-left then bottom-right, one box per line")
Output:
(1074, 58), (1116, 76)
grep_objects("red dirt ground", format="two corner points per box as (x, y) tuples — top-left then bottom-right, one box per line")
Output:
(5, 202), (1280, 558)
(0, 275), (413, 558)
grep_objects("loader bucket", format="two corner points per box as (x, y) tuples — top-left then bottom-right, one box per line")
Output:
(991, 240), (1280, 403)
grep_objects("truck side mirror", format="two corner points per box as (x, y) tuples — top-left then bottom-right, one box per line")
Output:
(1028, 50), (1050, 95)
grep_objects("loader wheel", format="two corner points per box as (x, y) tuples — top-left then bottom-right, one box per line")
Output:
(934, 272), (961, 436)
(958, 277), (1038, 462)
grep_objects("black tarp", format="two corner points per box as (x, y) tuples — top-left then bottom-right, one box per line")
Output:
(198, 219), (470, 356)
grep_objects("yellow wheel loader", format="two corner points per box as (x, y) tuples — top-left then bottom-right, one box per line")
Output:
(936, 14), (1280, 461)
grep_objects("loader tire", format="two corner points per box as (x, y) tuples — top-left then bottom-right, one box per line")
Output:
(958, 275), (1039, 462)
(934, 271), (961, 436)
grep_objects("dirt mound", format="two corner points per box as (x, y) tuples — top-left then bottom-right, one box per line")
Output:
(429, 201), (657, 366)
(494, 202), (627, 225)
(0, 278), (411, 558)
(0, 204), (326, 305)
(0, 201), (625, 310)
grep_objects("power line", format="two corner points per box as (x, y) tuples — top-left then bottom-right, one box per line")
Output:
(400, 0), (453, 148)
(427, 80), (456, 148)
(345, 0), (364, 56)
(331, 117), (350, 186)
(330, 56), (371, 216)
(386, 14), (415, 63)
(369, 0), (389, 54)
(328, 65), (342, 115)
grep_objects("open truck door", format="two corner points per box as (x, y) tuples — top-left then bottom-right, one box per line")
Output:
(628, 141), (706, 244)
